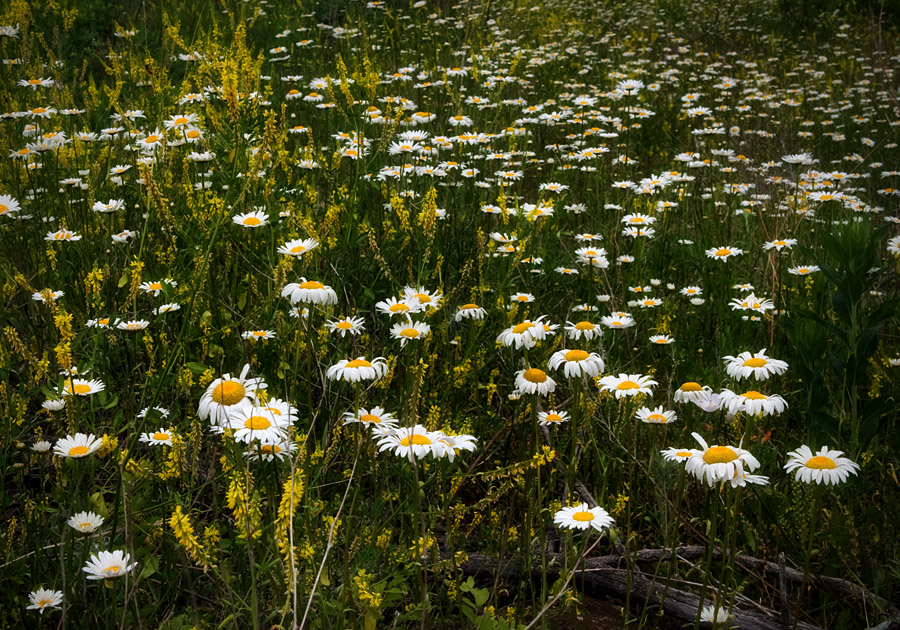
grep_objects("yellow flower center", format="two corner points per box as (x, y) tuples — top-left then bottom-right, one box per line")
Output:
(33, 107), (46, 114)
(680, 382), (702, 392)
(37, 598), (51, 607)
(187, 130), (200, 138)
(152, 432), (169, 441)
(145, 135), (159, 143)
(715, 248), (732, 256)
(290, 245), (306, 253)
(631, 217), (645, 223)
(775, 240), (786, 246)
(79, 522), (92, 530)
(806, 456), (836, 469)
(798, 268), (809, 274)
(98, 318), (109, 325)
(574, 321), (594, 331)
(400, 434), (432, 446)
(69, 445), (90, 456)
(243, 217), (262, 226)
(336, 321), (353, 329)
(389, 303), (410, 313)
(523, 368), (547, 383)
(299, 281), (324, 290)
(647, 414), (667, 423)
(309, 92), (319, 98)
(512, 322), (533, 334)
(741, 391), (766, 400)
(584, 249), (599, 257)
(617, 380), (639, 390)
(360, 414), (380, 424)
(461, 303), (479, 310)
(516, 295), (530, 301)
(676, 451), (693, 458)
(260, 444), (281, 454)
(68, 383), (91, 395)
(564, 350), (590, 362)
(546, 413), (562, 423)
(346, 359), (371, 368)
(29, 79), (42, 84)
(572, 511), (594, 522)
(414, 293), (431, 303)
(743, 358), (768, 368)
(103, 565), (121, 574)
(400, 328), (420, 338)
(148, 282), (162, 291)
(212, 381), (245, 405)
(703, 446), (738, 464)
(245, 416), (271, 430)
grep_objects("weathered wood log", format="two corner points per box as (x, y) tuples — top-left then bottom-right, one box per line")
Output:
(457, 550), (822, 630)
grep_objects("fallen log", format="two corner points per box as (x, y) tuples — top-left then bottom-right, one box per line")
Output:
(448, 546), (897, 629)
(456, 550), (822, 630)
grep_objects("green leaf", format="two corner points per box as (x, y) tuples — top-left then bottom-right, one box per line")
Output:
(185, 362), (210, 375)
(473, 586), (490, 608)
(139, 554), (158, 580)
(118, 273), (128, 288)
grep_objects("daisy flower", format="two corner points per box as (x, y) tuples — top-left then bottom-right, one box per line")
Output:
(83, 550), (137, 580)
(154, 303), (181, 314)
(32, 289), (64, 302)
(282, 278), (338, 305)
(636, 406), (677, 424)
(343, 406), (398, 431)
(62, 378), (105, 396)
(497, 319), (547, 349)
(700, 603), (731, 626)
(537, 409), (570, 426)
(53, 433), (103, 458)
(723, 349), (788, 381)
(223, 405), (292, 443)
(887, 236), (900, 256)
(377, 425), (442, 460)
(510, 292), (535, 305)
(763, 238), (798, 252)
(455, 303), (487, 321)
(598, 373), (657, 398)
(788, 265), (820, 276)
(375, 296), (423, 317)
(32, 440), (52, 453)
(565, 320), (602, 341)
(26, 589), (63, 614)
(326, 316), (365, 337)
(42, 398), (66, 411)
(673, 382), (712, 403)
(139, 429), (174, 446)
(277, 238), (319, 257)
(138, 279), (176, 296)
(548, 349), (605, 378)
(117, 320), (150, 331)
(649, 335), (674, 345)
(680, 286), (703, 296)
(601, 314), (635, 329)
(233, 210), (269, 227)
(784, 445), (860, 485)
(719, 389), (788, 416)
(326, 357), (389, 382)
(67, 511), (104, 534)
(403, 286), (443, 310)
(242, 330), (275, 340)
(660, 447), (694, 462)
(197, 364), (266, 425)
(390, 320), (431, 347)
(705, 246), (743, 261)
(553, 503), (615, 532)
(514, 368), (557, 396)
(729, 294), (774, 312)
(433, 433), (478, 463)
(245, 436), (297, 462)
(685, 432), (760, 486)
